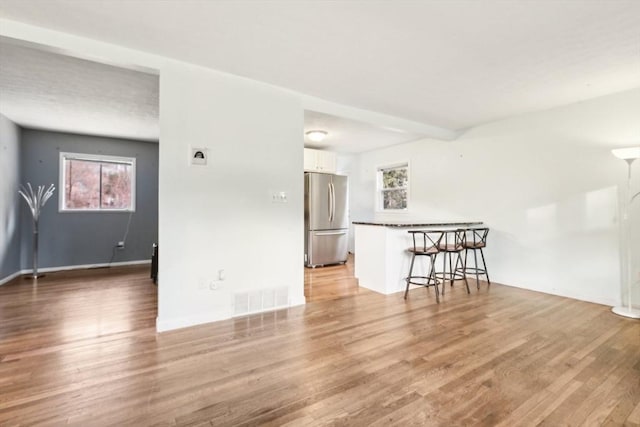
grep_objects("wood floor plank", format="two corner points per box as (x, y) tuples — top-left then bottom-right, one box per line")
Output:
(0, 261), (638, 426)
(627, 401), (640, 425)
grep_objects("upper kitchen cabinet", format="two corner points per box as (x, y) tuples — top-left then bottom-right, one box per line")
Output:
(304, 148), (337, 174)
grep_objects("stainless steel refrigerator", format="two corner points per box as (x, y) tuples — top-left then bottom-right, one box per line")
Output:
(304, 173), (349, 267)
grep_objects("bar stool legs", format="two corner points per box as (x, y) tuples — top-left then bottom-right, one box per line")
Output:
(404, 251), (439, 302)
(436, 229), (470, 296)
(404, 230), (443, 303)
(480, 248), (491, 285)
(439, 249), (470, 296)
(404, 253), (416, 300)
(457, 227), (491, 289)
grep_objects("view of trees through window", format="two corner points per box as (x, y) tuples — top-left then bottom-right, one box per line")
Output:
(379, 164), (408, 210)
(63, 156), (133, 210)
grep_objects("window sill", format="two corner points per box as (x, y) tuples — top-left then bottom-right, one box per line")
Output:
(375, 209), (409, 214)
(59, 209), (135, 213)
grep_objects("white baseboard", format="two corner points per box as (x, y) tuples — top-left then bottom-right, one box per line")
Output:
(156, 297), (306, 333)
(0, 270), (23, 286)
(156, 309), (233, 332)
(493, 278), (617, 308)
(37, 259), (151, 272)
(0, 259), (151, 286)
(289, 294), (307, 307)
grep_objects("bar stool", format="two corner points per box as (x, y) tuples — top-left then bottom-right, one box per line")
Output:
(457, 227), (491, 289)
(435, 229), (470, 295)
(404, 230), (443, 302)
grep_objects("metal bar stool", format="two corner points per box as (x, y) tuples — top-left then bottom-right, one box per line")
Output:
(404, 230), (443, 302)
(435, 229), (470, 295)
(457, 227), (491, 289)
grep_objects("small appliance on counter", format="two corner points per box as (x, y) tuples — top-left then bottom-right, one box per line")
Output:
(304, 172), (349, 267)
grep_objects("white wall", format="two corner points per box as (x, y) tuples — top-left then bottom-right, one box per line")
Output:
(0, 21), (304, 331)
(350, 89), (640, 307)
(0, 114), (21, 283)
(157, 61), (304, 331)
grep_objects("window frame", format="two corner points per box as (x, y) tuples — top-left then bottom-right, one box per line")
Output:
(59, 152), (136, 213)
(376, 162), (410, 213)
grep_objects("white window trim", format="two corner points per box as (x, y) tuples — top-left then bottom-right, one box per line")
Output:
(376, 161), (410, 213)
(59, 152), (136, 213)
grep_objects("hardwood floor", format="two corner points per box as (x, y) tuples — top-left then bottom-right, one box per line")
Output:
(304, 254), (364, 302)
(1, 264), (639, 426)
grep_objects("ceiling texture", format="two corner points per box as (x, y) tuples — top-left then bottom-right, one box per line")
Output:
(0, 0), (639, 148)
(0, 40), (159, 141)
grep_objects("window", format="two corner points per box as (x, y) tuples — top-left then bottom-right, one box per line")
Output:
(59, 152), (136, 212)
(377, 163), (409, 211)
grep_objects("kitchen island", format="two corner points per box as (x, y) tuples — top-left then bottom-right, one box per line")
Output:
(353, 221), (483, 295)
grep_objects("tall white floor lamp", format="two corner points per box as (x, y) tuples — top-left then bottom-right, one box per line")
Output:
(611, 146), (640, 319)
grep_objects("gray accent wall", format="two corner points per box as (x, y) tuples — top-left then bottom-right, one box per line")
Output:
(0, 114), (21, 281)
(19, 129), (158, 269)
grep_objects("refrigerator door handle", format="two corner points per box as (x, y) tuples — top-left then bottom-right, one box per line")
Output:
(327, 182), (333, 222)
(329, 182), (336, 222)
(314, 230), (348, 236)
(332, 182), (336, 222)
(333, 182), (336, 222)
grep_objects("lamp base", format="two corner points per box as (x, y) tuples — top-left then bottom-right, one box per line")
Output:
(23, 274), (45, 280)
(611, 306), (640, 319)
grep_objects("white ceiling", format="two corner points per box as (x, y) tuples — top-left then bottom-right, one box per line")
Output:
(304, 110), (424, 153)
(0, 38), (415, 151)
(0, 39), (159, 141)
(1, 0), (639, 134)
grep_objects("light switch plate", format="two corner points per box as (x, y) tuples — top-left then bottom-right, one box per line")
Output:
(271, 191), (288, 203)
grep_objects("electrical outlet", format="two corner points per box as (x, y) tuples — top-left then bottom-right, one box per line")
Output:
(209, 281), (220, 290)
(116, 241), (125, 249)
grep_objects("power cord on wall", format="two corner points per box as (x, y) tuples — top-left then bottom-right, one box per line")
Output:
(121, 210), (134, 245)
(108, 211), (135, 267)
(108, 245), (118, 266)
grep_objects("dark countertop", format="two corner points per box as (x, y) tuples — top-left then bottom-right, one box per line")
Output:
(352, 221), (483, 228)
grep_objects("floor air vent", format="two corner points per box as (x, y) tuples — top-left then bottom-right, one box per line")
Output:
(233, 287), (289, 317)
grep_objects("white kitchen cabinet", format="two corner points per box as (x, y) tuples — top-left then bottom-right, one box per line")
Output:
(304, 148), (337, 174)
(303, 148), (318, 171)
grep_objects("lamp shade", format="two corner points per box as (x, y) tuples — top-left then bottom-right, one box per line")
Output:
(305, 130), (328, 143)
(611, 147), (640, 160)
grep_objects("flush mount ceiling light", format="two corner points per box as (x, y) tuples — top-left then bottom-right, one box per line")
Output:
(305, 130), (328, 143)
